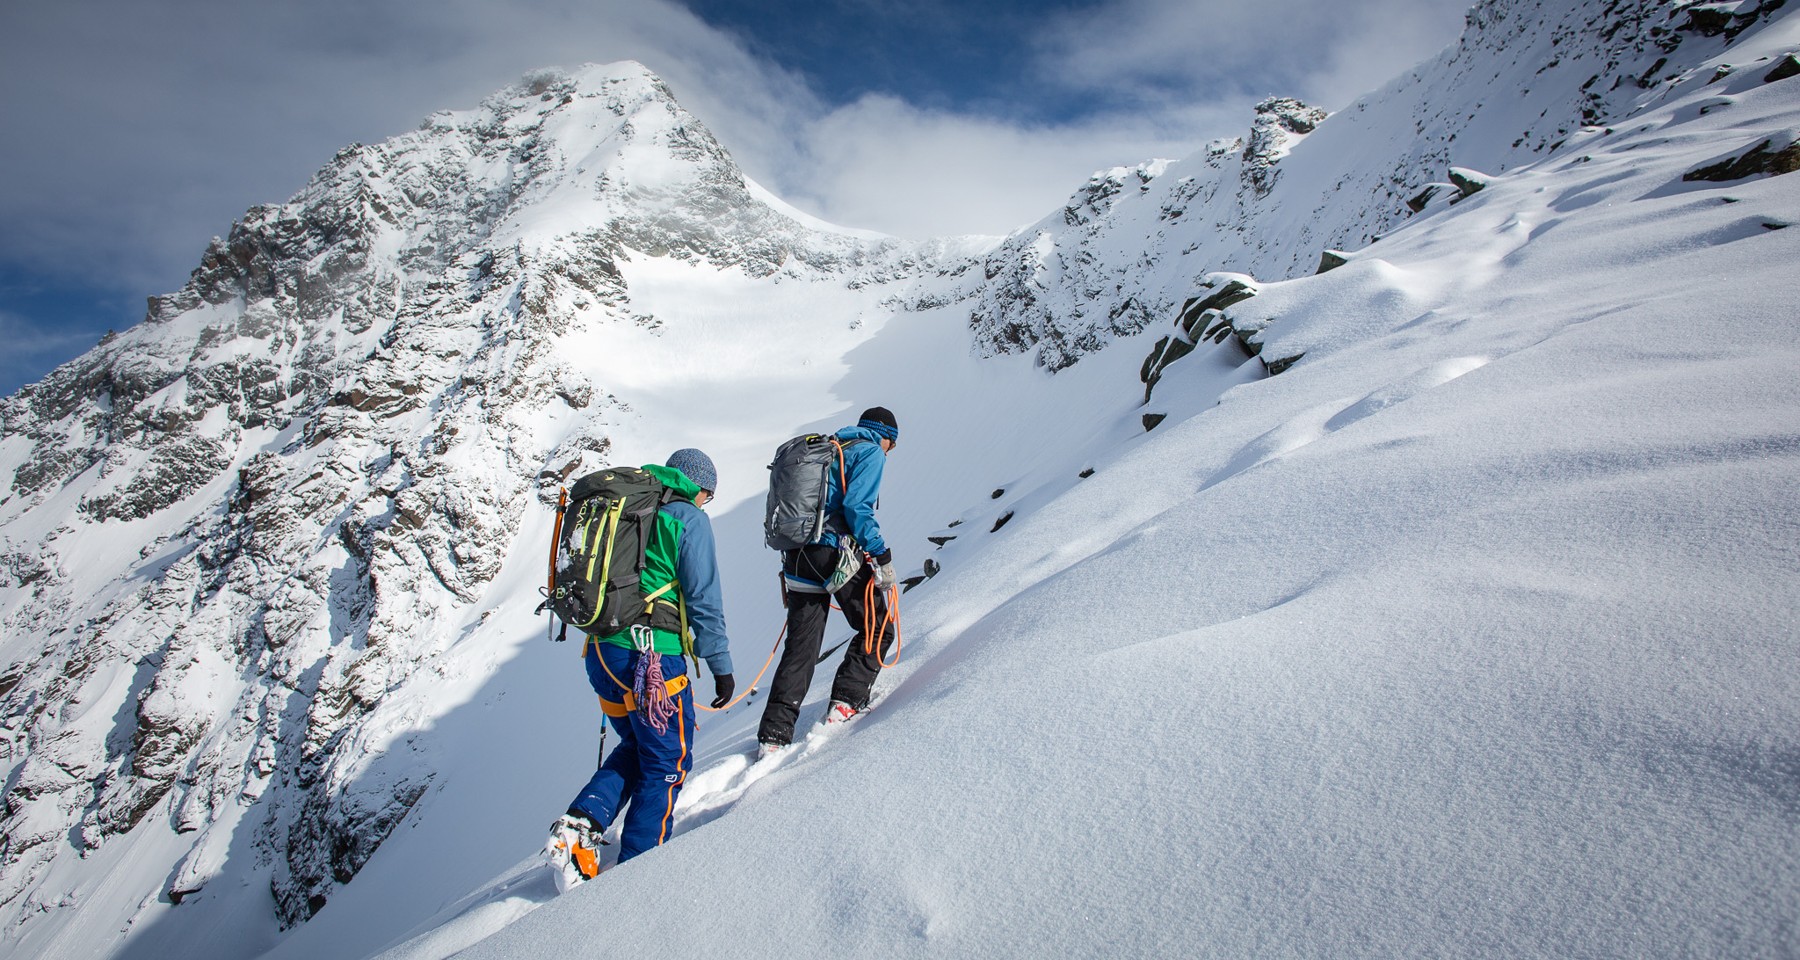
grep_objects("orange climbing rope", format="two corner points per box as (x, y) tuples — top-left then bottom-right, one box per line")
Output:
(860, 566), (903, 669)
(586, 624), (785, 714)
(700, 625), (784, 713)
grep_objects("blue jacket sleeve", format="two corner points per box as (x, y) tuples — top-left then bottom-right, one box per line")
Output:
(839, 441), (887, 558)
(667, 501), (734, 677)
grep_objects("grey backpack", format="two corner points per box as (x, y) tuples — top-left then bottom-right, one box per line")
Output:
(764, 433), (866, 551)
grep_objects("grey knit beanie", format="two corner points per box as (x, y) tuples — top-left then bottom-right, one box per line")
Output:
(665, 448), (717, 493)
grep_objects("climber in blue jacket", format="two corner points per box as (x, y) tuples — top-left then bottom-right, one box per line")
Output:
(756, 406), (900, 753)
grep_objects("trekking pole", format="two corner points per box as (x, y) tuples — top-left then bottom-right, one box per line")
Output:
(816, 634), (854, 665)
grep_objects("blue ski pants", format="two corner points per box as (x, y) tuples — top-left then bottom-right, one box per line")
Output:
(568, 643), (695, 863)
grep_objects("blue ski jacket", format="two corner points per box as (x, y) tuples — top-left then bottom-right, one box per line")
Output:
(661, 497), (733, 678)
(819, 424), (889, 560)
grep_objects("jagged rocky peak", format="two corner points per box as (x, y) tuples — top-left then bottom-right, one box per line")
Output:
(448, 61), (746, 216)
(0, 56), (929, 936)
(137, 58), (826, 339)
(153, 63), (708, 307)
(1242, 96), (1329, 197)
(1064, 161), (1171, 227)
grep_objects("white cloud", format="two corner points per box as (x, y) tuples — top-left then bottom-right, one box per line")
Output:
(747, 0), (1470, 239)
(0, 0), (1472, 308)
(775, 93), (1235, 239)
(1030, 0), (1470, 110)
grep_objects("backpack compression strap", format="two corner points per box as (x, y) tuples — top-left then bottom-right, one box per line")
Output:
(576, 497), (628, 630)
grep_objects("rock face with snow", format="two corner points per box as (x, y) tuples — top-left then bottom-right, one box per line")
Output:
(0, 62), (932, 929)
(961, 0), (1766, 372)
(2, 1), (1797, 957)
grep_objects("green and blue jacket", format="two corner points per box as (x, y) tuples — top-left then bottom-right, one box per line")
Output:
(595, 463), (733, 677)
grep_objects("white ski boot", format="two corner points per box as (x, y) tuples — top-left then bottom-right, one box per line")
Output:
(545, 813), (605, 892)
(823, 700), (857, 725)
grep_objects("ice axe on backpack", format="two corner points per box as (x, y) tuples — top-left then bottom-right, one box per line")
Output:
(535, 487), (570, 642)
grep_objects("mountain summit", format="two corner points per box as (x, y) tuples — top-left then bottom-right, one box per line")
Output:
(0, 59), (934, 931)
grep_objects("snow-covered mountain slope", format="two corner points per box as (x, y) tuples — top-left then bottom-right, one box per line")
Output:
(403, 8), (1800, 956)
(3, 1), (1798, 958)
(0, 59), (970, 953)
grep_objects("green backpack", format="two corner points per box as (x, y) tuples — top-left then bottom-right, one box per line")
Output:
(543, 466), (682, 638)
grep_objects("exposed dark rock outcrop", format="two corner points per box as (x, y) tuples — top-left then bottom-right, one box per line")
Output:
(1449, 167), (1493, 198)
(1142, 276), (1262, 403)
(1683, 137), (1800, 181)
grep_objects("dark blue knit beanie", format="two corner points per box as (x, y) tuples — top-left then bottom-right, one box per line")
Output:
(858, 406), (898, 444)
(665, 448), (717, 493)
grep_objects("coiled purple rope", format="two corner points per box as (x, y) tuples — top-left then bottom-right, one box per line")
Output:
(630, 626), (676, 734)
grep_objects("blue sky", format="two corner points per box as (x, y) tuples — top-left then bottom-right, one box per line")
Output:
(0, 0), (1469, 399)
(684, 0), (1102, 118)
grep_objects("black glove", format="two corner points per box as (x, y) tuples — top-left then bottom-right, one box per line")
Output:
(711, 673), (736, 709)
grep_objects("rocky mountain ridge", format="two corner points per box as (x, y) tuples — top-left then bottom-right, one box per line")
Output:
(0, 61), (941, 929)
(961, 0), (1769, 372)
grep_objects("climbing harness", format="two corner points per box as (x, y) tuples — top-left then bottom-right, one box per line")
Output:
(587, 621), (784, 717)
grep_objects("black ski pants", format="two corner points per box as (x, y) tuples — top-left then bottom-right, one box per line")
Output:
(756, 545), (894, 746)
